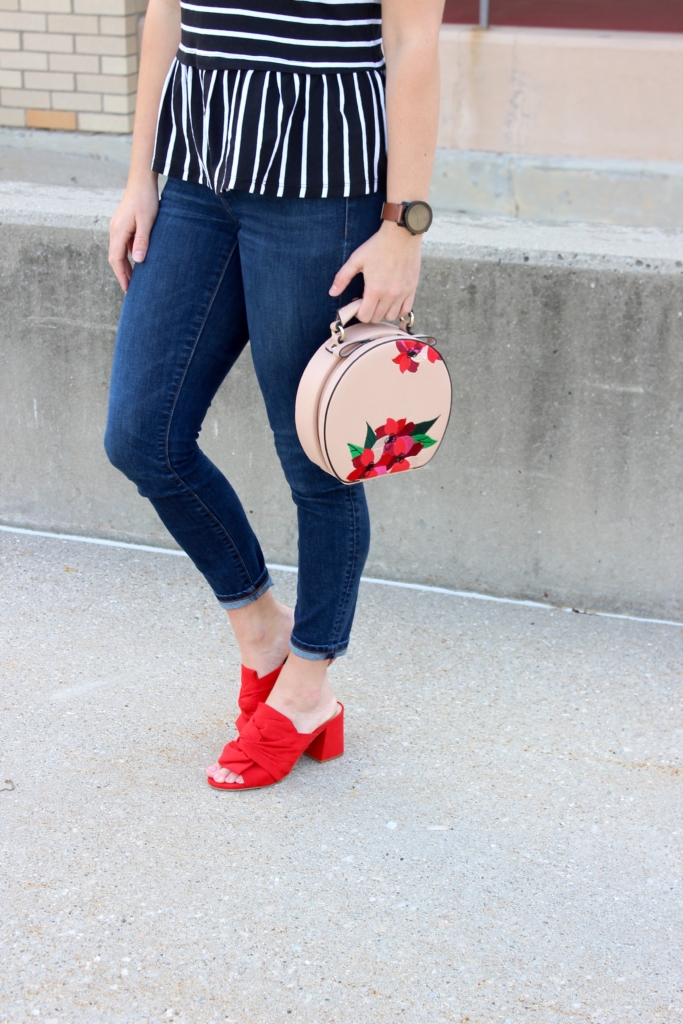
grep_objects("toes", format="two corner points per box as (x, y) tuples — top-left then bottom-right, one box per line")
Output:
(207, 764), (245, 785)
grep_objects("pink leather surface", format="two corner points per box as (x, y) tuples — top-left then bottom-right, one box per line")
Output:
(296, 315), (452, 484)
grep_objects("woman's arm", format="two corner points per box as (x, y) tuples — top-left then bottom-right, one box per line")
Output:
(329, 0), (445, 323)
(108, 0), (181, 291)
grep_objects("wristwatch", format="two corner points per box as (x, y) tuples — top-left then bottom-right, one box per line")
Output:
(381, 200), (433, 235)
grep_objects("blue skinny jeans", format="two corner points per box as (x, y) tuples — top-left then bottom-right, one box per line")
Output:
(105, 177), (383, 660)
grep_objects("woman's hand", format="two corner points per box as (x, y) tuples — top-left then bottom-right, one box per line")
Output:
(108, 0), (180, 291)
(329, 221), (422, 323)
(332, 0), (442, 323)
(108, 174), (160, 292)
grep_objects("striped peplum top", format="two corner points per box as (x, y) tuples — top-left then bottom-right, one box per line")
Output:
(152, 0), (387, 199)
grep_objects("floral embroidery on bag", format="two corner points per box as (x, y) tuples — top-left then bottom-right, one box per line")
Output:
(392, 340), (442, 374)
(346, 417), (439, 480)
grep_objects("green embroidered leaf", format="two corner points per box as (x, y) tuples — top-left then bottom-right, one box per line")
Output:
(348, 443), (364, 458)
(364, 422), (377, 449)
(412, 433), (437, 448)
(411, 417), (439, 436)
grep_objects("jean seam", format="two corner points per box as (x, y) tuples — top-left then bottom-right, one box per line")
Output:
(290, 642), (347, 662)
(290, 637), (348, 654)
(162, 235), (254, 590)
(328, 485), (359, 646)
(215, 569), (272, 606)
(217, 191), (241, 226)
(343, 197), (349, 264)
(331, 200), (362, 645)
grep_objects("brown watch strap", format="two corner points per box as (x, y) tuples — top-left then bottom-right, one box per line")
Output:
(381, 201), (406, 226)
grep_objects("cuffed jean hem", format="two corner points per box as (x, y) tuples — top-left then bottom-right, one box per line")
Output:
(215, 572), (273, 610)
(289, 638), (348, 661)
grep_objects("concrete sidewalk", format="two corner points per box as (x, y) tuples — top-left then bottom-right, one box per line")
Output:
(1, 529), (681, 1024)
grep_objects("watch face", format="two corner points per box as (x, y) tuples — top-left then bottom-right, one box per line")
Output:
(404, 201), (432, 234)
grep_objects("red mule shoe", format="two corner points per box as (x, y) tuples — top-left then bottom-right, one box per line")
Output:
(207, 701), (344, 791)
(235, 663), (284, 732)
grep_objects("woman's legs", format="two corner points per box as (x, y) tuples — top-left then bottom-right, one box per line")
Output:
(235, 188), (383, 660)
(209, 189), (383, 784)
(224, 591), (293, 677)
(105, 178), (294, 675)
(105, 178), (381, 786)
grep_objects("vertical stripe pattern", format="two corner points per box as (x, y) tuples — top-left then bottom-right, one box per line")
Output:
(153, 60), (387, 199)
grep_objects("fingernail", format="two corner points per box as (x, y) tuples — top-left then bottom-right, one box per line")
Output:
(133, 250), (144, 261)
(329, 286), (338, 296)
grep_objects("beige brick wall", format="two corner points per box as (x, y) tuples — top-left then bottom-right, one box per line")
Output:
(0, 0), (147, 132)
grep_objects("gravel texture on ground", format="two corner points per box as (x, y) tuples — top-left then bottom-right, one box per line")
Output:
(0, 532), (681, 1024)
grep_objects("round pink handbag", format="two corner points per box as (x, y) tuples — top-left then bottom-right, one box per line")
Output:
(295, 299), (452, 484)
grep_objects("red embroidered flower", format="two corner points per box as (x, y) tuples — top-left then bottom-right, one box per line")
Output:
(392, 340), (425, 374)
(346, 447), (385, 482)
(375, 418), (416, 452)
(386, 436), (423, 472)
(392, 340), (442, 373)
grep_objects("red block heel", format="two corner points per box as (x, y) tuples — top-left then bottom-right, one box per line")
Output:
(235, 663), (284, 733)
(304, 703), (344, 762)
(208, 702), (344, 792)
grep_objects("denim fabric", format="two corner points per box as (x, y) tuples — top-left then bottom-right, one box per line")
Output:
(105, 177), (383, 659)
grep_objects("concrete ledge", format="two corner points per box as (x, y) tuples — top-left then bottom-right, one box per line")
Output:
(431, 150), (683, 229)
(0, 127), (133, 164)
(1, 183), (681, 620)
(0, 180), (119, 230)
(3, 128), (681, 230)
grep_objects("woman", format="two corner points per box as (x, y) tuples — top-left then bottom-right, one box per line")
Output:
(105, 0), (444, 789)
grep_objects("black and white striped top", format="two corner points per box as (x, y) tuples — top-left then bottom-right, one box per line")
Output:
(152, 0), (387, 199)
(178, 0), (385, 74)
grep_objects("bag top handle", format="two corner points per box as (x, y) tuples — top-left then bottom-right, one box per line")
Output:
(330, 299), (415, 340)
(332, 298), (363, 333)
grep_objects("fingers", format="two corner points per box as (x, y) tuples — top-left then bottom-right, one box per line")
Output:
(334, 227), (422, 323)
(108, 215), (152, 292)
(131, 219), (153, 264)
(399, 296), (414, 320)
(357, 289), (415, 324)
(109, 214), (135, 292)
(383, 295), (408, 324)
(329, 253), (363, 298)
(356, 294), (381, 324)
(108, 183), (159, 291)
(109, 248), (133, 292)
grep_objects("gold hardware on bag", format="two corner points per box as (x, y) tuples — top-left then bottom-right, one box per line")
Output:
(332, 316), (345, 342)
(399, 310), (415, 333)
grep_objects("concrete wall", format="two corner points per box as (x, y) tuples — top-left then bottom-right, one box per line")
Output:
(438, 27), (683, 162)
(1, 184), (681, 620)
(5, 128), (683, 229)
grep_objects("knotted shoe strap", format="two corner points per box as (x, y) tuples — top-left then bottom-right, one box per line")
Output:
(208, 702), (342, 791)
(235, 664), (284, 733)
